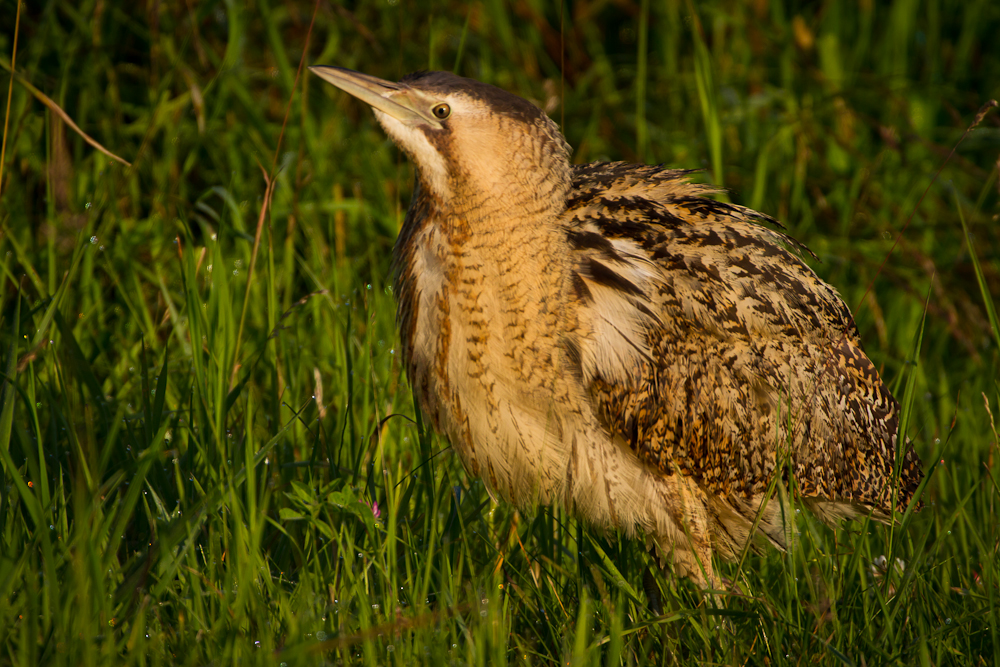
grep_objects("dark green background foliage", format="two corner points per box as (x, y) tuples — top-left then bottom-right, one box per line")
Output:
(1, 0), (999, 664)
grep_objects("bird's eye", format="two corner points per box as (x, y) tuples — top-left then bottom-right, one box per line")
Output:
(432, 103), (451, 120)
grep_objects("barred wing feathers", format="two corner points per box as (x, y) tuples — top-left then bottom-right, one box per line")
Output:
(561, 163), (922, 550)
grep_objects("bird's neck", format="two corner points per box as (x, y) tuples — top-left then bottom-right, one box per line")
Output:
(437, 117), (572, 227)
(392, 178), (570, 392)
(446, 163), (569, 225)
(392, 179), (571, 454)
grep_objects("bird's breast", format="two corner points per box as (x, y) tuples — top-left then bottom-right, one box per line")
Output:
(393, 214), (578, 502)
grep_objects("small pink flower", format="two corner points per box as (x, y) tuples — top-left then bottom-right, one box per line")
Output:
(361, 498), (381, 519)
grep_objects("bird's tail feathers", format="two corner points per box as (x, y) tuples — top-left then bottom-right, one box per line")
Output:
(707, 489), (795, 559)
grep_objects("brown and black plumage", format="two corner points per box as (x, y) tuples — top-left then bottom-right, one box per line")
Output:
(310, 66), (923, 585)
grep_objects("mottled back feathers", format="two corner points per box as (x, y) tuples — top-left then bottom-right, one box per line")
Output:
(562, 162), (922, 513)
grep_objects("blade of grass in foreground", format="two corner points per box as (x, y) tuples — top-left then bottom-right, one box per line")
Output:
(0, 288), (31, 522)
(955, 190), (1000, 354)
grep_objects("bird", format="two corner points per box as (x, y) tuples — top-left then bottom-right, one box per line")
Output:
(309, 66), (924, 587)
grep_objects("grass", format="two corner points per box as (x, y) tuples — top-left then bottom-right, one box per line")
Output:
(1, 0), (999, 664)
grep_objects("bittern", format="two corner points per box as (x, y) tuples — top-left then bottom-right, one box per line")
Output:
(310, 66), (923, 586)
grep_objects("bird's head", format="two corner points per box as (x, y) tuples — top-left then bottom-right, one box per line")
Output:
(311, 67), (572, 218)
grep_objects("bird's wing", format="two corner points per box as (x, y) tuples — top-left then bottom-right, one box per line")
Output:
(562, 162), (921, 515)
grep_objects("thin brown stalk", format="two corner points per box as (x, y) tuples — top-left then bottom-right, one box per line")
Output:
(0, 58), (131, 169)
(232, 0), (321, 372)
(854, 99), (998, 315)
(0, 0), (23, 199)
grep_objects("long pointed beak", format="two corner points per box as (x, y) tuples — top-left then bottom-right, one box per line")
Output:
(309, 66), (441, 129)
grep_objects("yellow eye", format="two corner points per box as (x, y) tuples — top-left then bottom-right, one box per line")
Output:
(432, 103), (451, 120)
